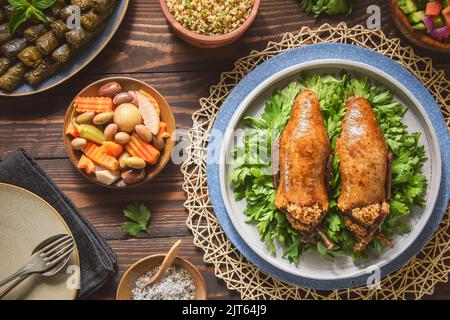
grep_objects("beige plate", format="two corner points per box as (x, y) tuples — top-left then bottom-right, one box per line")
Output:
(0, 183), (79, 300)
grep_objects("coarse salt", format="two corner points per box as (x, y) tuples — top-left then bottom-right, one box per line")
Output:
(131, 266), (196, 300)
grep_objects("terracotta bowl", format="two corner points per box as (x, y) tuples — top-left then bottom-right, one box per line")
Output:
(391, 0), (450, 53)
(116, 254), (207, 300)
(159, 0), (260, 48)
(63, 77), (176, 189)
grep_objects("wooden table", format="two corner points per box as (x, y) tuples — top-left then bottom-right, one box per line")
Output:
(1, 0), (449, 300)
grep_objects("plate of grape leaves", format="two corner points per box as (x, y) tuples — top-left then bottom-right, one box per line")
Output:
(0, 0), (129, 96)
(206, 43), (449, 289)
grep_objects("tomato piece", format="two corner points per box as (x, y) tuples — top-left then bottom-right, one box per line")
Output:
(426, 1), (443, 16)
(443, 6), (450, 30)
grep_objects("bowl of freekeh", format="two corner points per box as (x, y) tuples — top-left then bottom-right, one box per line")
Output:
(159, 0), (260, 48)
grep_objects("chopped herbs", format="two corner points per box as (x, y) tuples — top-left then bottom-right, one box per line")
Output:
(300, 0), (355, 18)
(8, 0), (58, 34)
(230, 73), (427, 263)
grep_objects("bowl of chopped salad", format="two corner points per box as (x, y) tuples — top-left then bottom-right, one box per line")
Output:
(392, 0), (450, 52)
(160, 0), (260, 48)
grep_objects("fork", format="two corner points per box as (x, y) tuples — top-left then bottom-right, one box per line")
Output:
(0, 234), (75, 298)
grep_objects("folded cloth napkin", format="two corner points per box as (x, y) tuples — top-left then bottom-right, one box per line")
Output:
(0, 149), (116, 299)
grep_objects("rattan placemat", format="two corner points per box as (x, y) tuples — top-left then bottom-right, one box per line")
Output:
(181, 23), (450, 300)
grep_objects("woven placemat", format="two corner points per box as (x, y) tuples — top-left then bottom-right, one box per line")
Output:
(181, 23), (450, 300)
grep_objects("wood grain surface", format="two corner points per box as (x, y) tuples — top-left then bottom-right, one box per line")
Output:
(0, 0), (448, 300)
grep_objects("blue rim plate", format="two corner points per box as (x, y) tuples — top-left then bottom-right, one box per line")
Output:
(0, 1), (129, 97)
(206, 43), (450, 290)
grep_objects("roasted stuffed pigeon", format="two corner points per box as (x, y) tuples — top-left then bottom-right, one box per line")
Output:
(336, 96), (393, 252)
(274, 89), (333, 249)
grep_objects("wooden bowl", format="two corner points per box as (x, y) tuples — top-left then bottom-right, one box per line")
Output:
(116, 254), (207, 300)
(63, 77), (176, 189)
(391, 0), (450, 53)
(159, 0), (260, 48)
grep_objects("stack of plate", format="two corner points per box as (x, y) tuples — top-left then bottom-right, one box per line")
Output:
(206, 43), (450, 290)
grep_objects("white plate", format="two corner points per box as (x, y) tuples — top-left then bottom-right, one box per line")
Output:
(219, 60), (441, 281)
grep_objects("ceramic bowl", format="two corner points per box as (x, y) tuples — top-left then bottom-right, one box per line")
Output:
(63, 77), (176, 189)
(391, 0), (450, 53)
(159, 0), (260, 48)
(116, 254), (207, 300)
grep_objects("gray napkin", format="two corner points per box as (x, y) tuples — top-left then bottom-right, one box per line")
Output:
(0, 149), (116, 299)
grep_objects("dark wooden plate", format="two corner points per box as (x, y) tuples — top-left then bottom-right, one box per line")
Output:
(0, 1), (129, 97)
(391, 0), (450, 53)
(63, 77), (176, 189)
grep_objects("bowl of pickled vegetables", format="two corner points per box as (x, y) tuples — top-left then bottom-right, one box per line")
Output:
(63, 77), (176, 188)
(392, 0), (450, 52)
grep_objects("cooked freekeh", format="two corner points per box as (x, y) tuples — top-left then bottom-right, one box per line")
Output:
(351, 204), (381, 227)
(166, 0), (254, 35)
(287, 203), (323, 226)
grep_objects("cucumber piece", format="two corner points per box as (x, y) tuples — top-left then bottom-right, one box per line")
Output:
(399, 0), (418, 14)
(432, 15), (446, 28)
(416, 0), (429, 10)
(412, 22), (427, 31)
(409, 11), (425, 24)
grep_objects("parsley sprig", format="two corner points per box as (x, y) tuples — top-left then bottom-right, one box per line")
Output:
(122, 203), (151, 237)
(8, 0), (57, 34)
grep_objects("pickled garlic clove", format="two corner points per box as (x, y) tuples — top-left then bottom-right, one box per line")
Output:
(137, 91), (160, 135)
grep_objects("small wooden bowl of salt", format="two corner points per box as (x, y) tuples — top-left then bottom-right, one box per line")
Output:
(116, 240), (207, 300)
